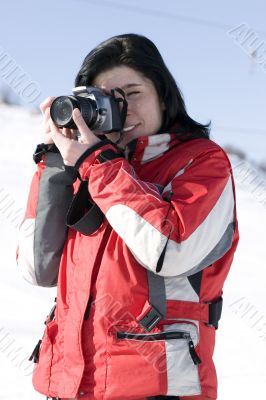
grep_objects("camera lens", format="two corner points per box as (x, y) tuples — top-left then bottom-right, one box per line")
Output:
(50, 96), (78, 129)
(50, 95), (98, 130)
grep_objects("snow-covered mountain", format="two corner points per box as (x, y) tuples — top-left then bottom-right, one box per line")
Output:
(0, 103), (265, 399)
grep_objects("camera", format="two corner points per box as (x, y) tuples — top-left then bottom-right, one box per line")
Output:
(50, 86), (127, 133)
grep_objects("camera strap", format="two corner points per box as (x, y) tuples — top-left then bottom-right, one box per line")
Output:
(111, 87), (128, 127)
(66, 175), (104, 235)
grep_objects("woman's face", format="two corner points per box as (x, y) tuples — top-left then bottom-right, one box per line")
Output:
(93, 65), (165, 148)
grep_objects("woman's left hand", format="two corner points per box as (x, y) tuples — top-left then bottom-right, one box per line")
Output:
(49, 108), (101, 166)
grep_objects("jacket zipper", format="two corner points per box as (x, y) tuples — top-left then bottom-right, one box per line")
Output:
(116, 330), (201, 365)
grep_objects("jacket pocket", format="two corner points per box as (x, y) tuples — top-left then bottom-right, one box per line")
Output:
(32, 320), (58, 394)
(159, 322), (201, 396)
(104, 322), (201, 399)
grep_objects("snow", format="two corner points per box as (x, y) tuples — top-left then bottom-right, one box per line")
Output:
(0, 103), (265, 399)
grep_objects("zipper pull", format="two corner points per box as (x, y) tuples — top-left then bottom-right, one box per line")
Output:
(45, 304), (56, 325)
(188, 339), (201, 365)
(29, 339), (42, 363)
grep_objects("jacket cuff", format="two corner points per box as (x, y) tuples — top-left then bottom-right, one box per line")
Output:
(74, 139), (113, 170)
(74, 140), (124, 177)
(96, 149), (124, 163)
(33, 143), (59, 164)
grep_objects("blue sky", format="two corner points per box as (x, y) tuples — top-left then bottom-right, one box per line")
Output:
(0, 0), (265, 161)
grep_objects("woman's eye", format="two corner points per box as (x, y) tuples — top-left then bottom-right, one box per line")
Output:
(126, 91), (140, 97)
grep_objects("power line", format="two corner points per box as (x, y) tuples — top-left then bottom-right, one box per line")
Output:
(214, 126), (266, 135)
(78, 0), (230, 29)
(76, 0), (266, 36)
(72, 0), (266, 139)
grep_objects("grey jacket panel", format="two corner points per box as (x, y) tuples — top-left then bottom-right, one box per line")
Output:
(180, 222), (235, 277)
(34, 153), (78, 287)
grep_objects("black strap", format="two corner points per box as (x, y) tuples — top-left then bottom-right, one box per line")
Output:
(66, 178), (104, 235)
(137, 272), (166, 332)
(138, 192), (175, 331)
(97, 149), (123, 163)
(137, 305), (163, 332)
(156, 191), (173, 273)
(46, 397), (61, 400)
(207, 296), (223, 329)
(74, 139), (114, 169)
(33, 143), (59, 164)
(110, 87), (128, 127)
(147, 396), (180, 399)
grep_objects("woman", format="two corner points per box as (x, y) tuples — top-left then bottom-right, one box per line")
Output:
(17, 34), (239, 400)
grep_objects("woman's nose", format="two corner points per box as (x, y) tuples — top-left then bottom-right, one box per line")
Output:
(126, 101), (133, 115)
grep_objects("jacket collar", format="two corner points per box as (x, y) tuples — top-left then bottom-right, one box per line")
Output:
(124, 133), (181, 164)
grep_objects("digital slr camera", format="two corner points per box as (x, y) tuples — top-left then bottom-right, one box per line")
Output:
(50, 86), (127, 133)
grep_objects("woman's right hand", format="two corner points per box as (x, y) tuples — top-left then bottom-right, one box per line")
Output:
(40, 96), (77, 144)
(40, 96), (56, 144)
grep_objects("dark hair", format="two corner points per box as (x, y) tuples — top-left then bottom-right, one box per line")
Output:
(75, 33), (210, 140)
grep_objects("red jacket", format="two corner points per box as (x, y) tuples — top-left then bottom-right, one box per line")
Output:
(17, 133), (239, 400)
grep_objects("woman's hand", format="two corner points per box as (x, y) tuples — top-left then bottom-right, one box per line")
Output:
(40, 96), (77, 144)
(40, 96), (56, 144)
(49, 108), (101, 166)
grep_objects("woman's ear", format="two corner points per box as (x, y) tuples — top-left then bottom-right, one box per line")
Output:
(160, 99), (166, 111)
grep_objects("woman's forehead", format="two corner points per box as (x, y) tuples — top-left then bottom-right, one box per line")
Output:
(93, 65), (148, 90)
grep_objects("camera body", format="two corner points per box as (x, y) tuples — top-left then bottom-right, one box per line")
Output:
(50, 86), (127, 133)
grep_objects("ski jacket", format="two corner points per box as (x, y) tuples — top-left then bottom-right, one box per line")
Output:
(17, 132), (239, 400)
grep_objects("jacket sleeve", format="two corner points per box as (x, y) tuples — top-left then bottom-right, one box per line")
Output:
(16, 152), (78, 287)
(76, 142), (236, 277)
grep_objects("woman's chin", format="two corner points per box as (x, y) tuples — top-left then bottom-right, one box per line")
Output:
(105, 129), (142, 148)
(121, 129), (143, 145)
(105, 131), (121, 143)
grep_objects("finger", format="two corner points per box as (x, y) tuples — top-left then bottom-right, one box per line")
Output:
(70, 128), (79, 141)
(40, 97), (55, 114)
(49, 119), (67, 147)
(63, 127), (72, 139)
(40, 96), (56, 115)
(72, 108), (93, 142)
(43, 133), (54, 145)
(49, 118), (61, 136)
(43, 107), (52, 133)
(44, 106), (51, 119)
(49, 119), (70, 139)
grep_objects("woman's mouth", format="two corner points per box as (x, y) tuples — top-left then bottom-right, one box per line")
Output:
(122, 124), (138, 133)
(115, 124), (140, 146)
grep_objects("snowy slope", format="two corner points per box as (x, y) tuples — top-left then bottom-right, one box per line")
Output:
(0, 104), (266, 399)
